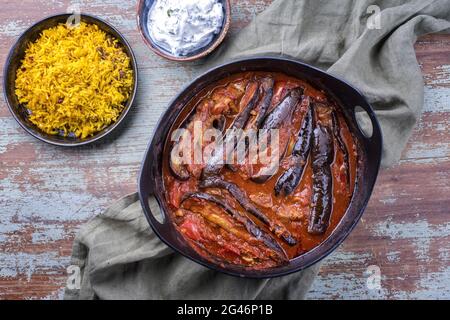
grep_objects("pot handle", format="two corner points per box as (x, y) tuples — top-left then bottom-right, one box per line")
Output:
(138, 158), (170, 230)
(353, 102), (382, 145)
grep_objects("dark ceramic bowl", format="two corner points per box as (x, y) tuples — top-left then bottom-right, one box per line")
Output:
(3, 13), (138, 146)
(138, 56), (382, 278)
(137, 0), (231, 62)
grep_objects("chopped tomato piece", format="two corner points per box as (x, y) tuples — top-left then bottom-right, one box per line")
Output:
(180, 218), (203, 242)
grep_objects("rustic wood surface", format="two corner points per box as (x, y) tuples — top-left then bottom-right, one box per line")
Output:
(0, 0), (449, 300)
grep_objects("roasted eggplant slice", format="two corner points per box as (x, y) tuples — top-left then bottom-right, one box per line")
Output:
(260, 87), (303, 131)
(308, 123), (335, 235)
(169, 113), (227, 181)
(246, 77), (275, 130)
(251, 87), (304, 183)
(200, 177), (297, 246)
(275, 99), (314, 196)
(331, 110), (350, 190)
(168, 79), (250, 181)
(203, 81), (260, 177)
(232, 80), (260, 129)
(183, 192), (288, 262)
(168, 110), (198, 181)
(227, 77), (275, 173)
(169, 148), (191, 181)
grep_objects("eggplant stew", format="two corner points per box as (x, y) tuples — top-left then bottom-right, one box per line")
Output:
(162, 72), (358, 270)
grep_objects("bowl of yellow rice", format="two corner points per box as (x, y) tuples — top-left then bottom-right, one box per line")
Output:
(3, 14), (137, 146)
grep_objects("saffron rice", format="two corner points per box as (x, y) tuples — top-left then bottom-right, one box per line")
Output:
(15, 22), (133, 139)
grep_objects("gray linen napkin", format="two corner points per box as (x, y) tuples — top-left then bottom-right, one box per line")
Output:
(65, 0), (450, 299)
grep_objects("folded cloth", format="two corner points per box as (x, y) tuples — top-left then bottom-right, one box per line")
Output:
(64, 0), (450, 300)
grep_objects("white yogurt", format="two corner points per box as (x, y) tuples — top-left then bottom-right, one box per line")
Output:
(147, 0), (224, 57)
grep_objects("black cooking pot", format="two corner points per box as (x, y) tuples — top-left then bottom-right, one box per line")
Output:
(138, 57), (382, 278)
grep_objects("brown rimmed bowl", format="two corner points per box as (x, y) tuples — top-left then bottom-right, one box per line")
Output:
(138, 56), (382, 278)
(137, 0), (231, 62)
(2, 13), (138, 147)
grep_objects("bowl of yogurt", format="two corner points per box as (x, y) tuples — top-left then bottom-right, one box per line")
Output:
(137, 0), (231, 61)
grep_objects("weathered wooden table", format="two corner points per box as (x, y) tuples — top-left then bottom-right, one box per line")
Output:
(0, 0), (448, 300)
